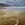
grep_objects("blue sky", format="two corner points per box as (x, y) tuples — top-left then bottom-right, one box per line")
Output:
(3, 2), (24, 5)
(0, 0), (24, 5)
(6, 2), (24, 5)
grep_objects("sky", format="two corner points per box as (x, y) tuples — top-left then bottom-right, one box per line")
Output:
(0, 0), (24, 5)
